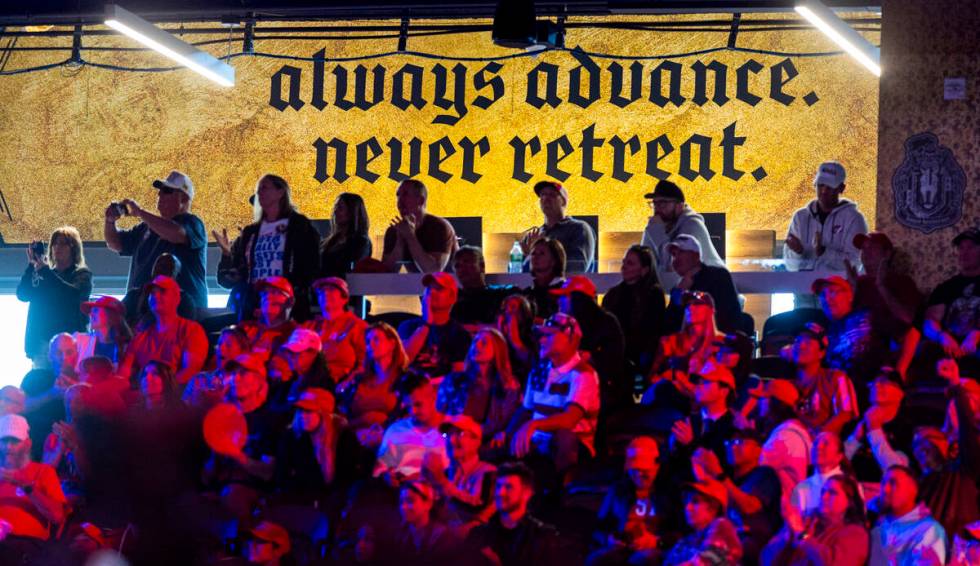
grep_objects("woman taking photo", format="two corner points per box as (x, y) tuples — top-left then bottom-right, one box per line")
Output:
(213, 174), (321, 321)
(437, 328), (521, 454)
(762, 474), (869, 566)
(17, 226), (92, 361)
(319, 192), (372, 279)
(74, 295), (132, 370)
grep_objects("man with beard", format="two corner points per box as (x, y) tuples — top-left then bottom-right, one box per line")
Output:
(465, 462), (563, 565)
(870, 465), (947, 564)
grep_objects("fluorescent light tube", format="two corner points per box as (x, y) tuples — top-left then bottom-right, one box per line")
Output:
(105, 4), (235, 87)
(795, 1), (881, 77)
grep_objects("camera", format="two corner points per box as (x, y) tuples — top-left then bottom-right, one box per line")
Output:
(110, 202), (129, 217)
(30, 241), (45, 258)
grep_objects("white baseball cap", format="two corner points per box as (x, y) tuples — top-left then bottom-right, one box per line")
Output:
(153, 170), (195, 200)
(667, 234), (702, 256)
(813, 161), (846, 189)
(0, 414), (29, 441)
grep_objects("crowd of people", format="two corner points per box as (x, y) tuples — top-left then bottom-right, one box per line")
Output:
(6, 163), (980, 566)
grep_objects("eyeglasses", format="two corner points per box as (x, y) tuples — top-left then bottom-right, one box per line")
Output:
(725, 438), (753, 447)
(158, 187), (176, 195)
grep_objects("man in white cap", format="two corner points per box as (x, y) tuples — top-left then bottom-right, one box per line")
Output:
(663, 234), (742, 334)
(0, 414), (67, 556)
(104, 170), (208, 320)
(783, 161), (868, 272)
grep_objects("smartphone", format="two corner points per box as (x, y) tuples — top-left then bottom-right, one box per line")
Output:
(30, 241), (45, 258)
(111, 202), (129, 217)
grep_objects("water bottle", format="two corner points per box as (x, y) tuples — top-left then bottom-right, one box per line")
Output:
(508, 241), (524, 273)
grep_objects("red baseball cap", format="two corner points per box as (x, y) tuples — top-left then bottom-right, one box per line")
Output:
(145, 275), (181, 295)
(549, 275), (597, 299)
(694, 365), (736, 390)
(853, 232), (894, 251)
(422, 272), (458, 292)
(81, 295), (126, 317)
(249, 521), (291, 554)
(256, 276), (294, 300)
(312, 277), (349, 298)
(439, 414), (483, 441)
(811, 275), (852, 295)
(686, 479), (728, 510)
(533, 180), (569, 204)
(293, 387), (335, 415)
(223, 353), (268, 375)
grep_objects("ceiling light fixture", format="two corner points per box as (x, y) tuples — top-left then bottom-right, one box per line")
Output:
(105, 4), (235, 87)
(795, 0), (880, 76)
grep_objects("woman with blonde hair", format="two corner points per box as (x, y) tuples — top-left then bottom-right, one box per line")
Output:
(437, 328), (522, 451)
(213, 174), (321, 321)
(642, 291), (724, 409)
(336, 322), (408, 448)
(17, 226), (92, 360)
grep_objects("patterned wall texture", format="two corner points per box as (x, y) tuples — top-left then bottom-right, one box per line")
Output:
(876, 0), (980, 292)
(0, 15), (878, 245)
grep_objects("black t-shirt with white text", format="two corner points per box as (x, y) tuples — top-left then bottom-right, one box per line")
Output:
(928, 274), (980, 340)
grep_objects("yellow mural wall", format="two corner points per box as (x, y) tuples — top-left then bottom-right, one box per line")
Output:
(0, 15), (879, 243)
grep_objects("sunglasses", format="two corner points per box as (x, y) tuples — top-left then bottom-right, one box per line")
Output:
(158, 186), (176, 195)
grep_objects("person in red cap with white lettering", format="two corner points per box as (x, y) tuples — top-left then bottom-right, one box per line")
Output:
(399, 272), (472, 382)
(303, 277), (367, 383)
(240, 276), (299, 356)
(552, 275), (627, 408)
(73, 295), (132, 371)
(118, 275), (208, 386)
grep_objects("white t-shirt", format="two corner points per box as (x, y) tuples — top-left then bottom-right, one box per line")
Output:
(523, 353), (601, 456)
(251, 218), (288, 281)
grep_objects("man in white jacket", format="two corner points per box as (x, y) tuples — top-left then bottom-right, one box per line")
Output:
(870, 465), (947, 565)
(784, 161), (869, 272)
(641, 180), (725, 289)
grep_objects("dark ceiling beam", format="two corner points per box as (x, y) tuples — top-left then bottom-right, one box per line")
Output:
(0, 1), (881, 27)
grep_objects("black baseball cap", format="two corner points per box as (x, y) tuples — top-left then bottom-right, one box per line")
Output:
(953, 227), (980, 246)
(643, 180), (685, 202)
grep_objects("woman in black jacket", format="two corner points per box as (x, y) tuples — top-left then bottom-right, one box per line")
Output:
(602, 245), (666, 377)
(16, 226), (92, 359)
(214, 174), (321, 321)
(319, 192), (372, 279)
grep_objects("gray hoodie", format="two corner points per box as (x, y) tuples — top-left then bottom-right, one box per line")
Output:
(783, 198), (868, 272)
(869, 503), (946, 565)
(641, 204), (725, 289)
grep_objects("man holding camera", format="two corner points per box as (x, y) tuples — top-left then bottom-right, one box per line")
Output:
(104, 170), (207, 320)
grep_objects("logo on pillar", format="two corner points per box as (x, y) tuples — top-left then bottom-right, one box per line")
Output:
(892, 132), (965, 234)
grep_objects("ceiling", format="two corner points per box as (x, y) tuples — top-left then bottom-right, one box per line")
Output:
(0, 1), (882, 26)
